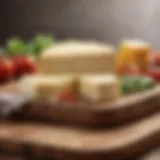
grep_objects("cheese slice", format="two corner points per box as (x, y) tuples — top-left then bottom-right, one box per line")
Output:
(80, 74), (120, 102)
(38, 41), (116, 74)
(18, 75), (75, 101)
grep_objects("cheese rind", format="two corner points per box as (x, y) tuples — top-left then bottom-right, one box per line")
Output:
(80, 75), (120, 102)
(38, 41), (116, 74)
(18, 75), (75, 100)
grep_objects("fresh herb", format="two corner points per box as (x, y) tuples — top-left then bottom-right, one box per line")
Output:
(30, 34), (55, 57)
(121, 75), (155, 95)
(6, 38), (26, 56)
(5, 34), (55, 57)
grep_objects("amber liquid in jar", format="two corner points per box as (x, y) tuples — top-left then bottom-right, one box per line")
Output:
(119, 40), (152, 73)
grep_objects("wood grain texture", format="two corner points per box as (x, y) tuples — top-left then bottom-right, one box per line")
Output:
(0, 113), (159, 159)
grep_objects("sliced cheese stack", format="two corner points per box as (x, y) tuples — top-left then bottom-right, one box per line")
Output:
(18, 75), (75, 101)
(38, 41), (116, 74)
(80, 75), (120, 102)
(19, 40), (120, 103)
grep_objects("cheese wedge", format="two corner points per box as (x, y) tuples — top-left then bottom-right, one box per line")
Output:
(18, 75), (75, 101)
(80, 75), (120, 102)
(38, 41), (116, 74)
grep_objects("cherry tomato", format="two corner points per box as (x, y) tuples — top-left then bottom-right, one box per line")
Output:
(147, 68), (160, 81)
(119, 64), (139, 75)
(13, 55), (36, 77)
(59, 92), (78, 103)
(154, 54), (160, 66)
(0, 57), (15, 82)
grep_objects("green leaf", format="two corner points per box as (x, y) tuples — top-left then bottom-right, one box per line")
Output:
(32, 34), (55, 55)
(141, 76), (155, 90)
(121, 76), (135, 94)
(121, 75), (155, 95)
(6, 38), (26, 56)
(132, 76), (142, 92)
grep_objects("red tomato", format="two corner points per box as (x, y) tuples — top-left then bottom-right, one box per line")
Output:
(147, 68), (160, 81)
(13, 56), (36, 77)
(0, 57), (14, 82)
(124, 68), (138, 75)
(153, 54), (160, 66)
(120, 64), (139, 75)
(59, 91), (78, 103)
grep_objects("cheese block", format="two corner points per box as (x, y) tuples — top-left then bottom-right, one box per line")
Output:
(38, 41), (116, 74)
(18, 75), (75, 101)
(80, 75), (120, 102)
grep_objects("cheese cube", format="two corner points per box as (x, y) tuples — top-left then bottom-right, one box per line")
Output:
(80, 75), (120, 102)
(38, 41), (116, 74)
(18, 75), (37, 99)
(18, 75), (75, 100)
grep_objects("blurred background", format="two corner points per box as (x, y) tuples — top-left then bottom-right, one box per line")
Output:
(0, 0), (160, 48)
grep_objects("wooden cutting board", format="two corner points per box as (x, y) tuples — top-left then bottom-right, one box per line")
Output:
(141, 148), (160, 160)
(1, 148), (160, 160)
(0, 113), (159, 160)
(1, 82), (160, 128)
